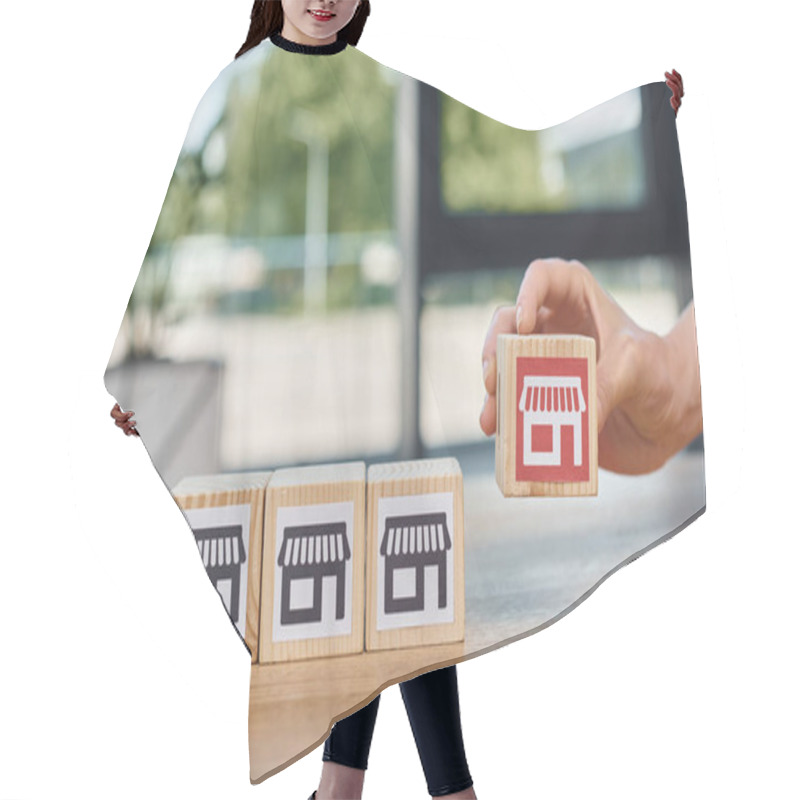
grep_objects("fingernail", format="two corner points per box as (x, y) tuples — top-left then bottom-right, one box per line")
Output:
(516, 305), (523, 332)
(482, 360), (490, 380)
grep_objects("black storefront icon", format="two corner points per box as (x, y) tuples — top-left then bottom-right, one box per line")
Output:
(380, 512), (451, 614)
(193, 524), (247, 624)
(277, 522), (351, 626)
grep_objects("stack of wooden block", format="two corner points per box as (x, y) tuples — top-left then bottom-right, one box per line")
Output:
(172, 458), (465, 664)
(171, 333), (599, 663)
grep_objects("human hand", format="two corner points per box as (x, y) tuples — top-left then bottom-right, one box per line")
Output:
(665, 69), (684, 115)
(110, 402), (140, 437)
(480, 258), (701, 475)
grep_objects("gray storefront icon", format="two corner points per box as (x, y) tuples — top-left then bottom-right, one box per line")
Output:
(277, 522), (351, 626)
(193, 524), (247, 624)
(380, 512), (451, 614)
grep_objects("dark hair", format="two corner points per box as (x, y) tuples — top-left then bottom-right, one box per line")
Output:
(235, 1), (371, 59)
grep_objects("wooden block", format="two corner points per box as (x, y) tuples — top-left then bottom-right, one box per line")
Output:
(496, 334), (597, 497)
(171, 471), (272, 663)
(259, 462), (366, 663)
(366, 458), (465, 651)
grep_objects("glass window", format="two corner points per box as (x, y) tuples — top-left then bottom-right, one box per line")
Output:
(440, 88), (645, 214)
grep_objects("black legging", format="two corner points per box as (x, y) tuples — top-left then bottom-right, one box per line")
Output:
(322, 665), (473, 797)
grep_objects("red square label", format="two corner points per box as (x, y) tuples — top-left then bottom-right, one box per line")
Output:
(515, 356), (589, 483)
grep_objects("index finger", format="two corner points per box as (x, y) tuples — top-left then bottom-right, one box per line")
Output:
(666, 70), (684, 94)
(515, 258), (590, 335)
(111, 405), (132, 422)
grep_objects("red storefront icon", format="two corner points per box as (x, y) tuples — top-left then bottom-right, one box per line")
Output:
(515, 357), (589, 483)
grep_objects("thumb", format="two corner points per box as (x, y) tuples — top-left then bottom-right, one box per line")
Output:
(595, 335), (639, 432)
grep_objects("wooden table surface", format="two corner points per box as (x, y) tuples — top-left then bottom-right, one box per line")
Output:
(250, 450), (705, 782)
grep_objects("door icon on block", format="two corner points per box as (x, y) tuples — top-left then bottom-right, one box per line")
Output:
(515, 357), (590, 483)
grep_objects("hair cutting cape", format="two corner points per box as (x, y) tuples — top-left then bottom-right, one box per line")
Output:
(104, 34), (704, 783)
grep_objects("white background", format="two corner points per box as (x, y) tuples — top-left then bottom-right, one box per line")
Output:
(1, 1), (798, 798)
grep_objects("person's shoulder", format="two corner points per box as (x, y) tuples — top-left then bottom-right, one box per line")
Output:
(212, 37), (275, 88)
(190, 39), (275, 115)
(335, 43), (422, 94)
(343, 43), (395, 72)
